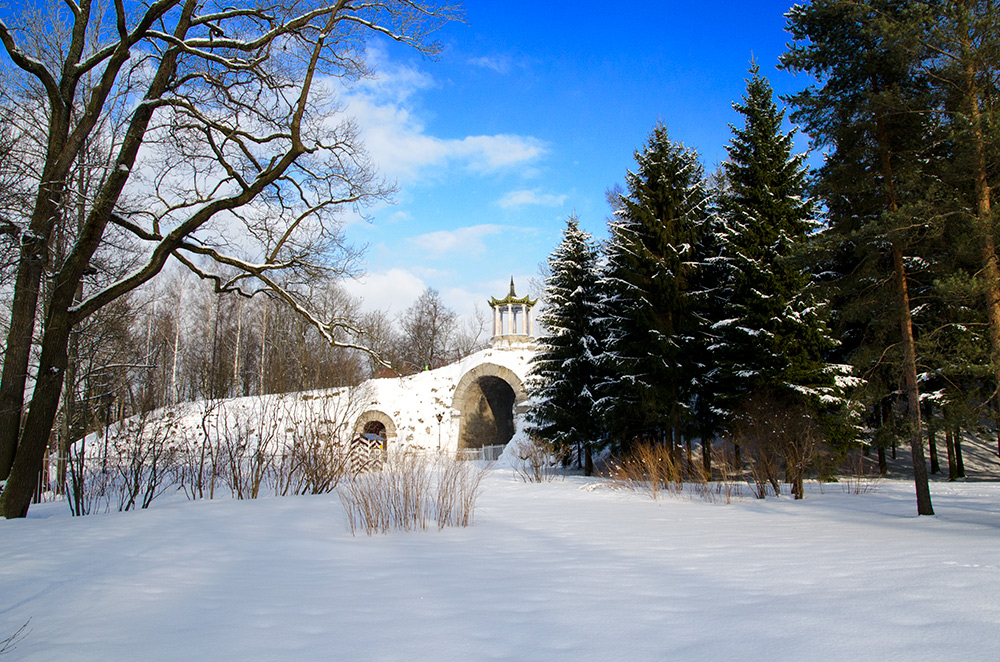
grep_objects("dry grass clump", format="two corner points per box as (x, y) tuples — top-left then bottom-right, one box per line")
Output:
(606, 442), (743, 503)
(690, 448), (744, 504)
(338, 451), (489, 535)
(607, 442), (683, 500)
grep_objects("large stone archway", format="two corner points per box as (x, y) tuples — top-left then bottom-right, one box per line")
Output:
(452, 363), (527, 450)
(353, 409), (397, 445)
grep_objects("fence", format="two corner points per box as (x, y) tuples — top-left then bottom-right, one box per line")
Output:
(454, 444), (506, 462)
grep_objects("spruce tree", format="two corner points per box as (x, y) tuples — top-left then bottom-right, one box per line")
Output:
(713, 63), (843, 413)
(598, 124), (710, 450)
(526, 216), (604, 474)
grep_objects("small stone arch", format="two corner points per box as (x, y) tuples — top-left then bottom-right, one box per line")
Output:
(452, 363), (527, 450)
(353, 409), (397, 445)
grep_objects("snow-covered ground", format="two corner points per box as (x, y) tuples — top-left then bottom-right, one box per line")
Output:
(3, 472), (999, 661)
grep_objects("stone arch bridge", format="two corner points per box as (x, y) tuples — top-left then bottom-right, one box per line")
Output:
(349, 345), (535, 453)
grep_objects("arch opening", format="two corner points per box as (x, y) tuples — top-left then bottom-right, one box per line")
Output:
(362, 420), (387, 447)
(353, 410), (396, 447)
(460, 376), (516, 449)
(452, 362), (527, 451)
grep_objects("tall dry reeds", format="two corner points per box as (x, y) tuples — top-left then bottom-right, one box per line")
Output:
(607, 442), (683, 500)
(338, 451), (489, 535)
(606, 442), (743, 503)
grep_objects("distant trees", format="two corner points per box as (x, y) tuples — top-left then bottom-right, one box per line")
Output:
(399, 288), (460, 372)
(0, 0), (457, 518)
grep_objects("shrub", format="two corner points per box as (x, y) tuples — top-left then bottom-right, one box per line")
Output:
(338, 451), (489, 535)
(606, 442), (682, 500)
(510, 436), (561, 483)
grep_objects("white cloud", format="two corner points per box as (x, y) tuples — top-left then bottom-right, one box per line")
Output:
(344, 268), (426, 315)
(468, 55), (512, 74)
(456, 135), (546, 172)
(407, 224), (506, 259)
(324, 52), (546, 183)
(497, 189), (568, 209)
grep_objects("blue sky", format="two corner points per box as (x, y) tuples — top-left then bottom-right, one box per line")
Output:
(0, 1), (813, 324)
(339, 0), (815, 322)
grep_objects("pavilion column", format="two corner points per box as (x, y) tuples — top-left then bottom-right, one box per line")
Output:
(487, 279), (536, 344)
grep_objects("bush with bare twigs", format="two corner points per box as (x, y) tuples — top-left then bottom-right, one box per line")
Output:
(65, 388), (364, 514)
(840, 451), (883, 495)
(729, 391), (823, 499)
(338, 452), (489, 535)
(0, 619), (30, 656)
(510, 435), (562, 483)
(64, 412), (180, 515)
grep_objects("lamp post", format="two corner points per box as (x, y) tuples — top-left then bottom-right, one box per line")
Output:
(436, 412), (443, 451)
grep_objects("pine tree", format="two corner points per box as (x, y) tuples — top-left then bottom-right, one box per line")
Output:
(923, 1), (1000, 455)
(598, 124), (710, 451)
(782, 0), (936, 514)
(713, 63), (844, 414)
(526, 216), (604, 474)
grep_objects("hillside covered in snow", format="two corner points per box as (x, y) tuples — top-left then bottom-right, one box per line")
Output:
(2, 473), (999, 661)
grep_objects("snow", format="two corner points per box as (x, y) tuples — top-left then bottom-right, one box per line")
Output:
(3, 475), (999, 661)
(77, 345), (536, 462)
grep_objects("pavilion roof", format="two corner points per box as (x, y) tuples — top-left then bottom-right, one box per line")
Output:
(489, 277), (537, 307)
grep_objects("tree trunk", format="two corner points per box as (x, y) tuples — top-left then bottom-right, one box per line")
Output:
(876, 111), (933, 515)
(171, 285), (183, 404)
(0, 303), (74, 517)
(994, 397), (1000, 459)
(234, 297), (244, 396)
(584, 445), (593, 477)
(959, 9), (1000, 441)
(0, 201), (59, 479)
(892, 244), (933, 514)
(928, 421), (940, 475)
(954, 429), (966, 479)
(258, 301), (268, 395)
(945, 428), (958, 481)
(878, 446), (887, 475)
(701, 434), (712, 479)
(57, 326), (80, 494)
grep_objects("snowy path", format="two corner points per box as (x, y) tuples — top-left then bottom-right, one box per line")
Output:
(2, 475), (999, 660)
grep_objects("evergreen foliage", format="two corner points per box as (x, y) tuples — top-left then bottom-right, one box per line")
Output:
(713, 63), (846, 417)
(598, 124), (710, 448)
(526, 216), (604, 473)
(782, 0), (938, 513)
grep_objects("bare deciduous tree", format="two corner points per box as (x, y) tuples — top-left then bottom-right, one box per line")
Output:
(0, 0), (458, 518)
(398, 287), (458, 372)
